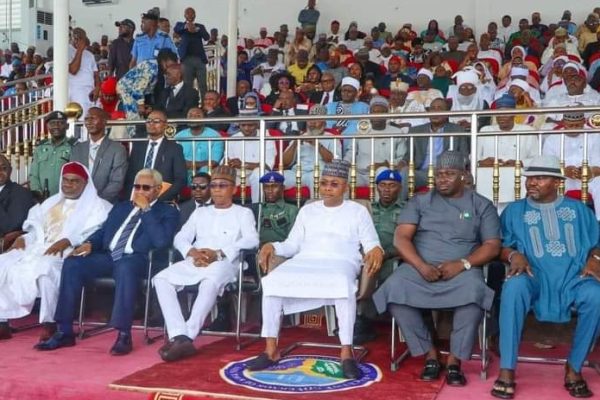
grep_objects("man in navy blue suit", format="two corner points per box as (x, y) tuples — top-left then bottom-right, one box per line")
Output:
(36, 168), (179, 355)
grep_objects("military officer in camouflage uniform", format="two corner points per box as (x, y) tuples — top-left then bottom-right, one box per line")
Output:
(354, 169), (404, 344)
(29, 111), (76, 197)
(253, 171), (298, 245)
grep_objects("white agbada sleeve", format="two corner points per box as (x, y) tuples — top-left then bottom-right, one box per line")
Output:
(21, 204), (44, 248)
(356, 205), (382, 254)
(221, 207), (259, 261)
(174, 209), (199, 258)
(272, 207), (306, 258)
(264, 138), (277, 170)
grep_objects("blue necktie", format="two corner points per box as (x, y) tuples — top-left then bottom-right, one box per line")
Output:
(111, 209), (143, 261)
(144, 142), (157, 169)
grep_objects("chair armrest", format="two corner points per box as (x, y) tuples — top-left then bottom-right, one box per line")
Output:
(1, 231), (23, 252)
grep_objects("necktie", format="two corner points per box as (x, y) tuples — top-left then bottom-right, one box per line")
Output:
(167, 86), (175, 107)
(322, 92), (330, 105)
(144, 142), (157, 169)
(238, 97), (244, 111)
(111, 209), (143, 261)
(89, 143), (100, 170)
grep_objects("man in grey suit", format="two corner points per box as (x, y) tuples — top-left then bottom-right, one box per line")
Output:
(70, 107), (128, 203)
(397, 98), (469, 200)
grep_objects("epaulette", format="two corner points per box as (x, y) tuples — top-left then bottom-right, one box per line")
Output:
(67, 137), (79, 146)
(157, 31), (168, 37)
(37, 138), (50, 145)
(135, 33), (145, 39)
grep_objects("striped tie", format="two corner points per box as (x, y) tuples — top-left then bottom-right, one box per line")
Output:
(111, 210), (143, 261)
(144, 142), (157, 169)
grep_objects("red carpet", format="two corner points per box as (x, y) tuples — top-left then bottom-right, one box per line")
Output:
(111, 326), (444, 400)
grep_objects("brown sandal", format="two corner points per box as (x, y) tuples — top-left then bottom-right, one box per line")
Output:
(491, 379), (516, 399)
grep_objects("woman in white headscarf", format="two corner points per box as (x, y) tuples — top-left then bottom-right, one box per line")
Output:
(0, 162), (111, 333)
(448, 69), (490, 128)
(473, 62), (497, 105)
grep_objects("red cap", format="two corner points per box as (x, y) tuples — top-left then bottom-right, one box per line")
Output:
(62, 162), (88, 181)
(100, 76), (117, 95)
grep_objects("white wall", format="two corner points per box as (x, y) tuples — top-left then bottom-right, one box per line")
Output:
(65, 0), (600, 44)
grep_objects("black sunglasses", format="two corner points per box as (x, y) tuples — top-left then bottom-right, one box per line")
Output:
(133, 184), (157, 191)
(191, 183), (209, 190)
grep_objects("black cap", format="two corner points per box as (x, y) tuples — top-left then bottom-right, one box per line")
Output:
(142, 7), (160, 21)
(115, 19), (135, 31)
(45, 110), (68, 123)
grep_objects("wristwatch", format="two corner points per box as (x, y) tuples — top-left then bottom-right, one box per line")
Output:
(592, 254), (600, 262)
(460, 258), (472, 270)
(216, 250), (226, 261)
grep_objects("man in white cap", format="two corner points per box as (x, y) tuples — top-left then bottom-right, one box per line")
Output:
(326, 76), (369, 155)
(246, 159), (383, 380)
(345, 96), (407, 187)
(406, 68), (443, 108)
(0, 162), (111, 341)
(543, 62), (600, 123)
(492, 155), (600, 399)
(281, 104), (341, 198)
(543, 110), (600, 220)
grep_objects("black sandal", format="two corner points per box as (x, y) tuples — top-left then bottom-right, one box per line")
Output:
(491, 379), (516, 399)
(446, 364), (466, 387)
(420, 358), (441, 381)
(564, 380), (593, 398)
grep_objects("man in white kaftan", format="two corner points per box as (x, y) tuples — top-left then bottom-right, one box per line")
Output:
(246, 159), (384, 380)
(543, 111), (600, 220)
(0, 162), (110, 340)
(153, 165), (259, 361)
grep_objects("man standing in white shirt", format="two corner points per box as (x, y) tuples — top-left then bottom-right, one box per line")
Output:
(68, 28), (99, 118)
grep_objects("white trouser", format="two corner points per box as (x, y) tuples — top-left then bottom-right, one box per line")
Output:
(261, 295), (356, 345)
(38, 275), (59, 323)
(565, 177), (600, 220)
(154, 277), (219, 340)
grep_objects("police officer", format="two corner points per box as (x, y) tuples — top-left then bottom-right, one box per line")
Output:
(29, 111), (76, 197)
(253, 171), (298, 245)
(354, 169), (405, 344)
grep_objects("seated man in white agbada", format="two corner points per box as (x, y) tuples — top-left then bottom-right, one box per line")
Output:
(153, 165), (259, 361)
(246, 159), (384, 380)
(0, 162), (111, 342)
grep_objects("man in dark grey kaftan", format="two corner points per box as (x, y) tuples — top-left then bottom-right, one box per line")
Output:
(373, 151), (501, 386)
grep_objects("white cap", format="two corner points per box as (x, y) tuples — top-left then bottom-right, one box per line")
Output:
(454, 70), (479, 87)
(417, 68), (433, 80)
(341, 76), (360, 90)
(509, 79), (530, 92)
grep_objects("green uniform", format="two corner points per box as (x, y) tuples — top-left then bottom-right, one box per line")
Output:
(29, 137), (75, 195)
(371, 198), (405, 280)
(252, 199), (298, 244)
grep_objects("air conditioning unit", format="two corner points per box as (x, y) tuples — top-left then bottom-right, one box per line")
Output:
(82, 0), (118, 5)
(33, 9), (53, 54)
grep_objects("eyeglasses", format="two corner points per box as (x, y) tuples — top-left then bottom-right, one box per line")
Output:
(191, 183), (209, 190)
(133, 184), (158, 191)
(145, 118), (166, 124)
(319, 180), (342, 188)
(209, 182), (234, 190)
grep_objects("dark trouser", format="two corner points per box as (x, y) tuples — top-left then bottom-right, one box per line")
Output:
(54, 252), (148, 333)
(183, 56), (207, 100)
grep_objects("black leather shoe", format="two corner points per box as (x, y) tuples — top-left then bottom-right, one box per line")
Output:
(341, 358), (362, 380)
(205, 314), (232, 332)
(246, 353), (278, 371)
(110, 331), (132, 356)
(160, 335), (197, 362)
(420, 359), (442, 381)
(158, 340), (174, 359)
(34, 331), (76, 351)
(0, 322), (12, 340)
(446, 364), (467, 387)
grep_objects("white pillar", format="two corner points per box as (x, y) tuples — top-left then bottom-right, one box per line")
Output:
(53, 0), (69, 112)
(226, 0), (238, 98)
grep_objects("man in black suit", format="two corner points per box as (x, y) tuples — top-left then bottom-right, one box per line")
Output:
(36, 169), (179, 355)
(0, 154), (35, 247)
(178, 172), (212, 228)
(123, 109), (187, 202)
(70, 107), (128, 203)
(202, 90), (231, 132)
(308, 72), (340, 105)
(225, 80), (250, 116)
(156, 64), (199, 129)
(398, 98), (469, 200)
(268, 90), (308, 135)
